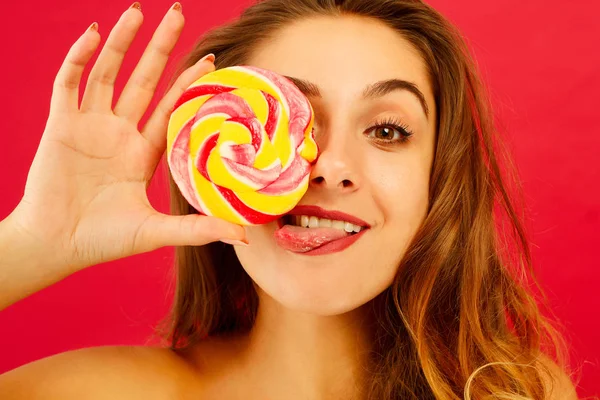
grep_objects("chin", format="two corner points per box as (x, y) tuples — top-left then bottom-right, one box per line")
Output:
(261, 280), (370, 316)
(238, 254), (382, 317)
(235, 224), (397, 317)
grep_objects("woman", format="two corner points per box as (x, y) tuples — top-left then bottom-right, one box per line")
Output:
(0, 0), (581, 398)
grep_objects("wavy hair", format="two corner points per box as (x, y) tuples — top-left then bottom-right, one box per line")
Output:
(158, 0), (580, 398)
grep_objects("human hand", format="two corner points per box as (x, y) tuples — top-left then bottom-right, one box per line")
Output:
(9, 2), (247, 273)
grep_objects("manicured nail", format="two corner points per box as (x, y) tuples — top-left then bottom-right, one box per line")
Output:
(197, 53), (215, 64)
(129, 2), (141, 10)
(171, 2), (182, 12)
(87, 22), (98, 32)
(220, 239), (249, 247)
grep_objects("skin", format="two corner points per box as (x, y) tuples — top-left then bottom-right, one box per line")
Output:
(0, 4), (578, 400)
(188, 14), (437, 399)
(238, 15), (437, 317)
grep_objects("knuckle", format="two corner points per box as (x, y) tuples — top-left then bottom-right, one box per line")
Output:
(131, 73), (157, 93)
(102, 37), (125, 55)
(179, 215), (200, 240)
(54, 76), (79, 91)
(53, 60), (84, 90)
(154, 42), (174, 58)
(181, 215), (193, 236)
(155, 99), (173, 118)
(89, 71), (115, 87)
(146, 38), (173, 61)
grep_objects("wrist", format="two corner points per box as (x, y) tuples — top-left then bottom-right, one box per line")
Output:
(0, 211), (68, 274)
(0, 211), (76, 310)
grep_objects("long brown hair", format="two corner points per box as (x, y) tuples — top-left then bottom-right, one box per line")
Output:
(159, 0), (580, 398)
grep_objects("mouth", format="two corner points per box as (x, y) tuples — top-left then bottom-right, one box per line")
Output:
(277, 214), (366, 233)
(273, 205), (370, 256)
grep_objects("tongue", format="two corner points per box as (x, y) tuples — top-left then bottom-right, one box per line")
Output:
(274, 225), (351, 253)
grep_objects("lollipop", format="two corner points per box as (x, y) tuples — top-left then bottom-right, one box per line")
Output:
(167, 65), (318, 225)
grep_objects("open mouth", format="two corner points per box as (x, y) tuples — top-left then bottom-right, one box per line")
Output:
(278, 214), (365, 234)
(274, 214), (369, 255)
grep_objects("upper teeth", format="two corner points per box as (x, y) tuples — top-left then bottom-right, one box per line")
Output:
(293, 215), (363, 233)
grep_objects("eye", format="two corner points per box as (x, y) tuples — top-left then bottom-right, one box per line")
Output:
(366, 116), (414, 145)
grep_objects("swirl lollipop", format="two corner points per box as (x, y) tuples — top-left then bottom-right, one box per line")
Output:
(167, 65), (318, 225)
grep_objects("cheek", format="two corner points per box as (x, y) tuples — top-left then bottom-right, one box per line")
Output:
(367, 156), (430, 229)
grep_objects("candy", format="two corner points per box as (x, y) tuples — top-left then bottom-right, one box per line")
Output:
(167, 65), (319, 225)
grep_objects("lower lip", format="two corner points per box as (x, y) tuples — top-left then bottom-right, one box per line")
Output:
(283, 228), (368, 256)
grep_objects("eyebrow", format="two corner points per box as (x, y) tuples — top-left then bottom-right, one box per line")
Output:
(283, 75), (430, 119)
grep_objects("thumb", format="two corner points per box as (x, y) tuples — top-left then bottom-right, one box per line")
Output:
(139, 212), (248, 252)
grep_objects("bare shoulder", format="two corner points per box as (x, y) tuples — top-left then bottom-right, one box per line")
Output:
(0, 345), (203, 400)
(539, 354), (579, 400)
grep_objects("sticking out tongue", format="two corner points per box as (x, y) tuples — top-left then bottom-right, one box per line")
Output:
(274, 224), (352, 253)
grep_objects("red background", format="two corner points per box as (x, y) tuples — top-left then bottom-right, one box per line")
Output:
(0, 0), (598, 396)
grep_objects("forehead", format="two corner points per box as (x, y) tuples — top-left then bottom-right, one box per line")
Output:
(246, 15), (434, 110)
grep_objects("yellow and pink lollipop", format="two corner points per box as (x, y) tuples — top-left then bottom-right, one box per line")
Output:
(167, 65), (318, 225)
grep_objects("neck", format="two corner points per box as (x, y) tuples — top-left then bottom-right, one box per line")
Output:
(240, 287), (374, 400)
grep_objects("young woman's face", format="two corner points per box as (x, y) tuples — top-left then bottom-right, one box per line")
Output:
(234, 15), (437, 315)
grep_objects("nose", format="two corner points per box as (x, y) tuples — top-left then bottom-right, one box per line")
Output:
(308, 131), (361, 193)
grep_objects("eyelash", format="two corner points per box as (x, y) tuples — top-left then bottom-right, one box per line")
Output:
(365, 116), (414, 145)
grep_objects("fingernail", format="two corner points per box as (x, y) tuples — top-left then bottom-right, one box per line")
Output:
(87, 22), (98, 32)
(220, 239), (249, 247)
(171, 2), (182, 12)
(129, 2), (141, 10)
(197, 53), (215, 64)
